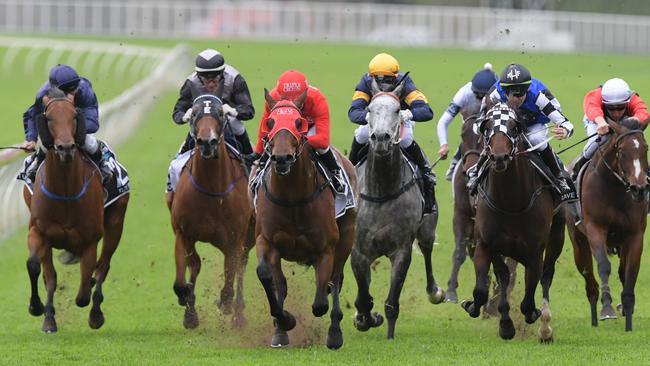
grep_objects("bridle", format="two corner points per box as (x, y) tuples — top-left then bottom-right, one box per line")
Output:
(596, 129), (649, 193)
(368, 92), (402, 145)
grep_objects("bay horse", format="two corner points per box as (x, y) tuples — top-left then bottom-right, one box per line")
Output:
(23, 87), (129, 333)
(351, 80), (444, 340)
(461, 103), (564, 342)
(166, 94), (254, 329)
(253, 89), (357, 349)
(566, 118), (648, 331)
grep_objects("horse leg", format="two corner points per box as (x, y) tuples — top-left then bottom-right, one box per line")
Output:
(587, 227), (616, 320)
(89, 197), (127, 330)
(26, 228), (45, 317)
(461, 241), (490, 318)
(418, 238), (445, 304)
(537, 213), (564, 342)
(313, 250), (334, 318)
(620, 234), (643, 331)
(520, 256), (542, 324)
(183, 246), (201, 329)
(446, 217), (473, 303)
(486, 257), (516, 317)
(76, 244), (97, 309)
(492, 256), (514, 340)
(256, 236), (294, 347)
(232, 244), (250, 329)
(384, 246), (413, 339)
(217, 248), (237, 315)
(569, 225), (599, 326)
(326, 271), (344, 350)
(351, 247), (383, 332)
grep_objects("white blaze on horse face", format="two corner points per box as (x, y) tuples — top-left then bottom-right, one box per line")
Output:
(633, 138), (640, 149)
(634, 159), (641, 179)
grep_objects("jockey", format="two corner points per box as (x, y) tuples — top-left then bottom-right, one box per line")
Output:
(572, 78), (649, 179)
(22, 64), (112, 183)
(252, 70), (345, 194)
(436, 63), (497, 181)
(347, 52), (436, 213)
(171, 48), (256, 167)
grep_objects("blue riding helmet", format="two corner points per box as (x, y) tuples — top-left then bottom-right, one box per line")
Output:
(471, 69), (498, 95)
(49, 64), (80, 92)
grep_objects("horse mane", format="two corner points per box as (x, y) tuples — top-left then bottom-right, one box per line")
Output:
(47, 86), (66, 99)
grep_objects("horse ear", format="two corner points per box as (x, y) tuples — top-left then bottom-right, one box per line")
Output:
(264, 88), (276, 109)
(266, 118), (275, 131)
(370, 77), (381, 96)
(36, 113), (53, 148)
(294, 88), (308, 110)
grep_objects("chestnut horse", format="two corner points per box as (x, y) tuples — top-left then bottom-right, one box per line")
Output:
(461, 103), (564, 342)
(252, 89), (357, 349)
(566, 119), (648, 331)
(166, 94), (253, 329)
(23, 87), (129, 333)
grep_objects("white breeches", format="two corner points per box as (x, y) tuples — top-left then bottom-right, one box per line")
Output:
(354, 120), (414, 148)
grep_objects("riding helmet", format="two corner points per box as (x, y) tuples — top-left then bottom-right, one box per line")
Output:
(499, 63), (532, 87)
(49, 64), (80, 92)
(368, 53), (399, 76)
(471, 64), (498, 94)
(601, 78), (632, 105)
(276, 70), (308, 100)
(195, 49), (225, 74)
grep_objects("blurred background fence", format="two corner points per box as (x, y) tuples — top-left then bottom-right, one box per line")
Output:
(1, 0), (650, 54)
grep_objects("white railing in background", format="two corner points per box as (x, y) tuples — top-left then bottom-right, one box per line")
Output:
(0, 38), (193, 243)
(1, 0), (650, 54)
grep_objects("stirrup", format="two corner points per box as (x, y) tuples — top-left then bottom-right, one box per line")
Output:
(445, 161), (457, 182)
(331, 170), (345, 194)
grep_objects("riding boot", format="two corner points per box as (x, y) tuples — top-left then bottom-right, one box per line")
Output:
(466, 153), (488, 195)
(445, 146), (461, 181)
(177, 134), (195, 156)
(540, 145), (582, 225)
(26, 147), (46, 182)
(404, 141), (437, 214)
(571, 155), (589, 181)
(319, 148), (345, 194)
(88, 146), (113, 185)
(348, 138), (367, 166)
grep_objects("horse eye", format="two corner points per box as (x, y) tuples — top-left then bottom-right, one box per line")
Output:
(267, 118), (275, 130)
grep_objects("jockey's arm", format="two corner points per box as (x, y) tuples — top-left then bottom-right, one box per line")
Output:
(348, 91), (370, 125)
(230, 75), (255, 121)
(77, 87), (99, 134)
(23, 104), (38, 142)
(401, 79), (433, 122)
(437, 86), (466, 146)
(628, 94), (650, 129)
(306, 92), (330, 150)
(172, 80), (193, 125)
(536, 89), (573, 137)
(254, 102), (272, 154)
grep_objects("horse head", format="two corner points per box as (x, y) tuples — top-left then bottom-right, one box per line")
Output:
(40, 87), (84, 164)
(478, 103), (520, 173)
(190, 94), (226, 159)
(366, 78), (405, 155)
(263, 88), (309, 175)
(605, 118), (649, 202)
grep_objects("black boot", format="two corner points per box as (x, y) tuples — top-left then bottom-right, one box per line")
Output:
(404, 141), (436, 214)
(445, 146), (461, 181)
(466, 153), (488, 195)
(178, 133), (195, 156)
(235, 130), (254, 155)
(26, 148), (46, 182)
(571, 155), (589, 181)
(349, 138), (366, 166)
(319, 148), (345, 194)
(89, 147), (112, 185)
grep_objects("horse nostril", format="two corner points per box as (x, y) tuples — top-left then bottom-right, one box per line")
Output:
(370, 134), (377, 141)
(382, 133), (390, 141)
(210, 138), (218, 146)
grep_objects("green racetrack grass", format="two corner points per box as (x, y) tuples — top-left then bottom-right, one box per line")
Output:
(1, 37), (650, 365)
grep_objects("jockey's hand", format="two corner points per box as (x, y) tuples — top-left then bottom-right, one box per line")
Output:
(438, 144), (449, 159)
(22, 140), (36, 152)
(182, 108), (193, 123)
(245, 152), (261, 163)
(399, 109), (413, 123)
(364, 111), (370, 123)
(552, 126), (569, 140)
(222, 104), (238, 118)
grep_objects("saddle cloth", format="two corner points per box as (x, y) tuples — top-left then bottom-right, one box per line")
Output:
(18, 142), (130, 208)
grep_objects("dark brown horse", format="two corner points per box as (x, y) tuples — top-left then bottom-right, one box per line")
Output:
(166, 94), (254, 329)
(566, 119), (648, 331)
(461, 103), (564, 341)
(23, 87), (129, 333)
(252, 90), (357, 349)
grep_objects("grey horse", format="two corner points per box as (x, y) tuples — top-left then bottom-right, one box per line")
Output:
(351, 80), (445, 340)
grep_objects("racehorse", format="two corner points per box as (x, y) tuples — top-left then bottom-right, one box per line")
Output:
(252, 89), (357, 349)
(351, 80), (444, 340)
(445, 110), (517, 311)
(461, 103), (564, 342)
(166, 94), (254, 329)
(23, 87), (129, 333)
(566, 118), (648, 331)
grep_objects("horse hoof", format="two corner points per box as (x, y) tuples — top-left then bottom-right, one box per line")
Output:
(353, 312), (383, 332)
(326, 327), (343, 350)
(216, 298), (233, 315)
(461, 300), (479, 318)
(183, 307), (199, 329)
(29, 300), (44, 316)
(600, 305), (617, 320)
(499, 319), (515, 340)
(428, 287), (446, 305)
(445, 290), (458, 303)
(42, 316), (57, 334)
(538, 326), (553, 343)
(76, 296), (91, 308)
(274, 311), (296, 332)
(89, 309), (105, 329)
(525, 309), (541, 324)
(312, 302), (329, 318)
(271, 330), (289, 348)
(616, 303), (625, 316)
(231, 313), (247, 329)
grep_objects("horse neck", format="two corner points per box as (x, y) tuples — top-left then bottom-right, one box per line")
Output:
(190, 142), (235, 189)
(592, 139), (624, 183)
(365, 143), (403, 196)
(43, 150), (85, 195)
(269, 147), (317, 201)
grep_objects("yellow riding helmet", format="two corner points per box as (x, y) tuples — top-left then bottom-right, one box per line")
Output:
(368, 53), (399, 76)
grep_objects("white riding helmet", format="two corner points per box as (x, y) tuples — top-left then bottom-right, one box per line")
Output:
(601, 78), (632, 105)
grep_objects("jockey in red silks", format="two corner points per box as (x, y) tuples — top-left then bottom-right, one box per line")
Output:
(572, 78), (650, 178)
(253, 70), (345, 193)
